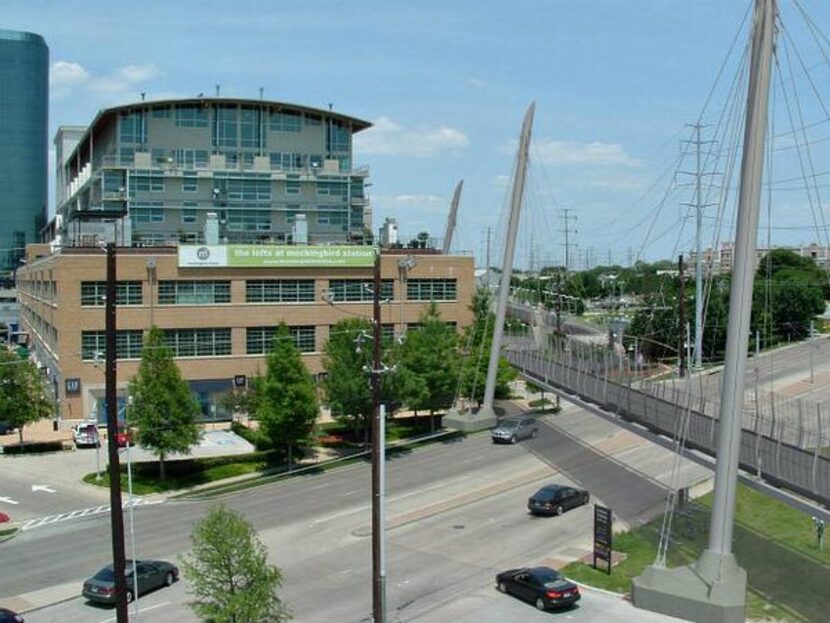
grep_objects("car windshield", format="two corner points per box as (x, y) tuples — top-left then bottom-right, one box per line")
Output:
(535, 486), (562, 500)
(500, 419), (520, 429)
(533, 568), (565, 587)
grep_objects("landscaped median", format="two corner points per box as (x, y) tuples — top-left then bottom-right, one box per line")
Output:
(562, 484), (830, 622)
(82, 426), (464, 498)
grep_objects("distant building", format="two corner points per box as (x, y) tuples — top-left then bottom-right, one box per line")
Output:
(688, 242), (830, 274)
(0, 29), (49, 274)
(51, 97), (373, 248)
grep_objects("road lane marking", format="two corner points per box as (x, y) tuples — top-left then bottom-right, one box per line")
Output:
(98, 600), (170, 622)
(31, 484), (56, 493)
(0, 497), (19, 505)
(20, 498), (157, 531)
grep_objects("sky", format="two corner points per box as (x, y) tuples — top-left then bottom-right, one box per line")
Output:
(5, 0), (830, 269)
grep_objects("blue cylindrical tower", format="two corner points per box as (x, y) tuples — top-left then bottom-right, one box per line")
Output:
(0, 29), (49, 275)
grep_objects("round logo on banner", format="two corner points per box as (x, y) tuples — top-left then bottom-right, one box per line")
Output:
(197, 247), (211, 260)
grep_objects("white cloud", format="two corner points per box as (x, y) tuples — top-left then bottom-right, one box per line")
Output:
(493, 174), (510, 188)
(466, 77), (487, 88)
(355, 116), (470, 157)
(531, 139), (642, 167)
(374, 194), (445, 207)
(50, 61), (90, 87)
(50, 60), (160, 100)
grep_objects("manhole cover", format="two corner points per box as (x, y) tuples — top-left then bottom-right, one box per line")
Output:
(453, 524), (465, 530)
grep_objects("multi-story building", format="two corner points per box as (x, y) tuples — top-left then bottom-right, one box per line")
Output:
(17, 243), (474, 425)
(53, 97), (373, 248)
(0, 29), (49, 274)
(688, 242), (830, 274)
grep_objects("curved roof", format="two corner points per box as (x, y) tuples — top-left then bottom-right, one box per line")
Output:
(91, 97), (371, 132)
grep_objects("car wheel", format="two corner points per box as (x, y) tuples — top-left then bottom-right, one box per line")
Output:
(531, 429), (538, 438)
(583, 493), (590, 505)
(126, 589), (134, 603)
(165, 572), (174, 587)
(536, 597), (547, 611)
(498, 581), (507, 593)
(510, 435), (518, 444)
(555, 505), (564, 516)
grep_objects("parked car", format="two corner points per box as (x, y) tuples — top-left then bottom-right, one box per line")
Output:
(0, 607), (24, 623)
(527, 484), (590, 516)
(496, 566), (580, 611)
(0, 422), (16, 435)
(490, 416), (538, 444)
(73, 423), (100, 448)
(82, 560), (179, 605)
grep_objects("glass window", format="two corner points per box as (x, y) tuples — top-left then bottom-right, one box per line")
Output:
(406, 279), (457, 301)
(305, 113), (322, 126)
(317, 210), (347, 226)
(215, 106), (238, 148)
(270, 110), (301, 132)
(246, 280), (315, 303)
(226, 210), (271, 231)
(328, 280), (393, 302)
(326, 120), (351, 153)
(129, 172), (164, 194)
(130, 207), (165, 223)
(80, 281), (142, 306)
(158, 281), (231, 305)
(103, 171), (126, 193)
(182, 209), (198, 224)
(285, 179), (300, 195)
(175, 105), (209, 128)
(182, 173), (198, 192)
(226, 178), (271, 201)
(317, 181), (348, 198)
(240, 108), (261, 148)
(163, 328), (231, 357)
(82, 330), (143, 360)
(246, 326), (316, 354)
(151, 106), (169, 118)
(120, 112), (146, 144)
(175, 148), (209, 168)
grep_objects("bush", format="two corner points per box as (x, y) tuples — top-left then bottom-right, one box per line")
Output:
(231, 421), (274, 451)
(125, 450), (278, 478)
(1, 440), (68, 455)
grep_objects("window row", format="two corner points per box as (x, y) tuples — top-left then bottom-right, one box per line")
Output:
(77, 279), (457, 306)
(246, 326), (316, 354)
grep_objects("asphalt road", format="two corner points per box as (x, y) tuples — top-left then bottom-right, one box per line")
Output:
(6, 412), (701, 623)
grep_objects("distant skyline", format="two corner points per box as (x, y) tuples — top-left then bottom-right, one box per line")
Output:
(5, 0), (830, 268)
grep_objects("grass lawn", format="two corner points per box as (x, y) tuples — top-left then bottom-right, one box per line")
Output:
(563, 484), (829, 622)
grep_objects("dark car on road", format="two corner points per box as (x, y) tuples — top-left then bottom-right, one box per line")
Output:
(0, 608), (23, 623)
(0, 422), (16, 435)
(496, 566), (580, 611)
(528, 484), (590, 516)
(82, 560), (178, 605)
(490, 416), (538, 444)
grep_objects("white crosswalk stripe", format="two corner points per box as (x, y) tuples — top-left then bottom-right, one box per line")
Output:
(20, 498), (162, 531)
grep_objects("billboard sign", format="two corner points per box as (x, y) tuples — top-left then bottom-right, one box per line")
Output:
(178, 245), (376, 268)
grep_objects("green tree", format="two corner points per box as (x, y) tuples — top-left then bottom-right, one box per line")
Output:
(180, 504), (290, 623)
(0, 349), (52, 442)
(128, 326), (201, 480)
(459, 287), (517, 406)
(322, 318), (374, 438)
(254, 324), (319, 468)
(397, 303), (459, 416)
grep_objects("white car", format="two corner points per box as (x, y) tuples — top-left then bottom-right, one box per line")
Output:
(73, 423), (100, 448)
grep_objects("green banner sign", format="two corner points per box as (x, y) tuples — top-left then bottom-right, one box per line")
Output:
(178, 245), (376, 268)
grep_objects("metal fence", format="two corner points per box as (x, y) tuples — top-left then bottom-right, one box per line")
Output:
(507, 339), (830, 506)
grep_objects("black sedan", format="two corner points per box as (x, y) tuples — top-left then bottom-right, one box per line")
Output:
(0, 608), (23, 623)
(82, 560), (179, 605)
(527, 484), (589, 516)
(496, 566), (581, 611)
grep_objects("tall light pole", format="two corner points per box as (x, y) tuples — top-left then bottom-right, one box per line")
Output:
(371, 248), (385, 623)
(104, 242), (129, 622)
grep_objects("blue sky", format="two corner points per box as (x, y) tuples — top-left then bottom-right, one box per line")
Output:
(6, 0), (830, 268)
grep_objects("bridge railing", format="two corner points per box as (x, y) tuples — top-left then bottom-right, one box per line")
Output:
(507, 343), (830, 507)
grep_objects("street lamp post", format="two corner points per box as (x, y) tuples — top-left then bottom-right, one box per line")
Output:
(371, 249), (385, 623)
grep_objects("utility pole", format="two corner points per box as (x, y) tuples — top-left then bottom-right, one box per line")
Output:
(485, 227), (491, 272)
(105, 243), (129, 623)
(678, 254), (687, 379)
(559, 209), (577, 272)
(371, 249), (385, 623)
(681, 123), (716, 370)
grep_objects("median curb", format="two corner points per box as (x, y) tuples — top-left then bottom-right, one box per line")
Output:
(0, 580), (80, 614)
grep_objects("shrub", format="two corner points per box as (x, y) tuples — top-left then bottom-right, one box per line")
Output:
(1, 440), (67, 455)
